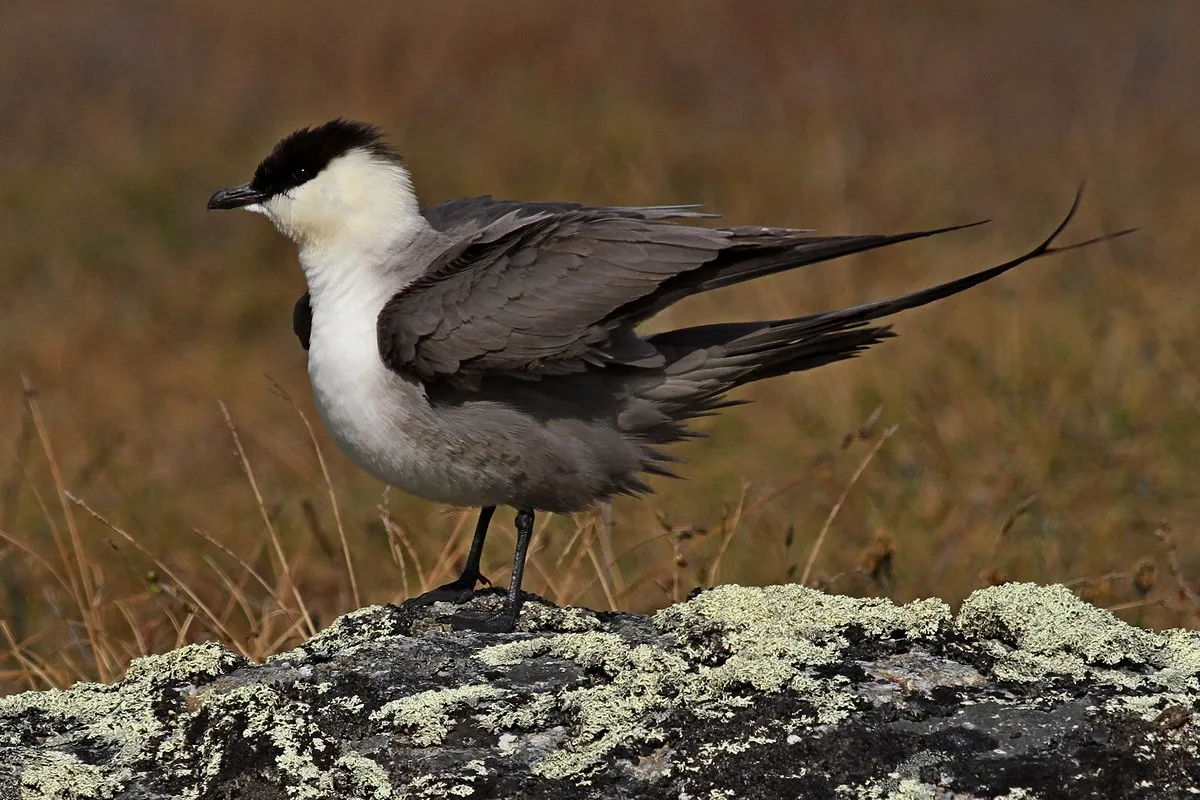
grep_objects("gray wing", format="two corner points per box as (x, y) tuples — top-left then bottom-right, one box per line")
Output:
(378, 200), (979, 384)
(421, 195), (716, 232)
(292, 199), (706, 354)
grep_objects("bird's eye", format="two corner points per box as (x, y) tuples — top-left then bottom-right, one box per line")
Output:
(292, 167), (312, 183)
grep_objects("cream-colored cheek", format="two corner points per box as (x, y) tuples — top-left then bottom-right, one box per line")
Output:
(287, 197), (342, 246)
(256, 195), (308, 244)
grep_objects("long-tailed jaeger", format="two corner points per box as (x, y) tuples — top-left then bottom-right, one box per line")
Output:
(208, 119), (1127, 632)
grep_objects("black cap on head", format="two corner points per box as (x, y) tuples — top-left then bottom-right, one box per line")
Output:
(249, 119), (399, 197)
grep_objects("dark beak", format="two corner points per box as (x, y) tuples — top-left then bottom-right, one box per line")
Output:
(207, 183), (267, 210)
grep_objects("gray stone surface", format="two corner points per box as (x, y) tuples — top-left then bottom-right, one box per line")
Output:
(1, 583), (1198, 799)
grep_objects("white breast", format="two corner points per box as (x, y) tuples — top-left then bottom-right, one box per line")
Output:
(305, 283), (501, 507)
(306, 284), (398, 463)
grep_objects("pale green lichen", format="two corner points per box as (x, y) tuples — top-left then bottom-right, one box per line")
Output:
(1103, 691), (1199, 725)
(958, 583), (1200, 693)
(661, 585), (950, 699)
(335, 753), (393, 800)
(885, 777), (936, 800)
(0, 641), (242, 798)
(477, 691), (560, 731)
(839, 751), (948, 800)
(372, 684), (507, 746)
(958, 583), (1200, 753)
(516, 601), (602, 633)
(121, 640), (243, 685)
(19, 750), (128, 800)
(0, 641), (392, 800)
(478, 584), (952, 779)
(959, 583), (1159, 665)
(478, 632), (689, 777)
(400, 770), (489, 800)
(697, 733), (777, 757)
(332, 694), (366, 714)
(659, 583), (951, 642)
(835, 775), (943, 800)
(271, 604), (401, 662)
(174, 680), (395, 800)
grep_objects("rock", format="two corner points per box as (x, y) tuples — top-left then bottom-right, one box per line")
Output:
(0, 583), (1198, 799)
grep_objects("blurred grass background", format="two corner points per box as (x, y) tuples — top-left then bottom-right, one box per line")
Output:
(1, 1), (1197, 690)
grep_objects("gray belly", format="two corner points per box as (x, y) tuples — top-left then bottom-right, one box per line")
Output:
(307, 357), (616, 511)
(308, 353), (481, 504)
(305, 307), (641, 511)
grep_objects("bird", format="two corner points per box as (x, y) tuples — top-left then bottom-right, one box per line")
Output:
(208, 119), (1126, 633)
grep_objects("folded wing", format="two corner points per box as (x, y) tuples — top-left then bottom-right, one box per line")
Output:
(376, 199), (979, 385)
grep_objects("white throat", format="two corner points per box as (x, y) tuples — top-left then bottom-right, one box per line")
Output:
(256, 148), (430, 303)
(271, 152), (429, 487)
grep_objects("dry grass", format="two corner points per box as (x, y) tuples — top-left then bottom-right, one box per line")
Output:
(2, 1), (1199, 692)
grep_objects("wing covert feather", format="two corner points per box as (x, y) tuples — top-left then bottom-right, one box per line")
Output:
(378, 208), (726, 381)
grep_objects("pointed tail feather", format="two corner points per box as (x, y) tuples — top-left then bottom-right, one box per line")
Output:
(647, 188), (1134, 411)
(770, 187), (1134, 340)
(623, 220), (989, 324)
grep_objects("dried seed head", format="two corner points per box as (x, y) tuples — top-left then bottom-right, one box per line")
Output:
(858, 531), (895, 581)
(1133, 559), (1158, 596)
(1076, 578), (1111, 605)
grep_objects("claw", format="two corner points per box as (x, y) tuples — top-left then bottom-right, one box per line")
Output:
(450, 605), (520, 634)
(405, 570), (488, 607)
(406, 585), (475, 607)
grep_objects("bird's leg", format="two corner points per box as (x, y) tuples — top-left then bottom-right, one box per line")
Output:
(451, 507), (535, 633)
(456, 505), (495, 588)
(407, 506), (495, 606)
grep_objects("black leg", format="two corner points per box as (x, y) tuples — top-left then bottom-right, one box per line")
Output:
(408, 506), (495, 606)
(451, 507), (535, 633)
(459, 506), (495, 587)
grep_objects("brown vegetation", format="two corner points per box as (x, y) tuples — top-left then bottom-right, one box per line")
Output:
(1, 1), (1197, 692)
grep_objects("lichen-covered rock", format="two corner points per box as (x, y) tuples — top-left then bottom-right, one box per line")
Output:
(0, 584), (1198, 799)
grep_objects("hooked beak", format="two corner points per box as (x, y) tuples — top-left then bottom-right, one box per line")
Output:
(207, 183), (268, 210)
